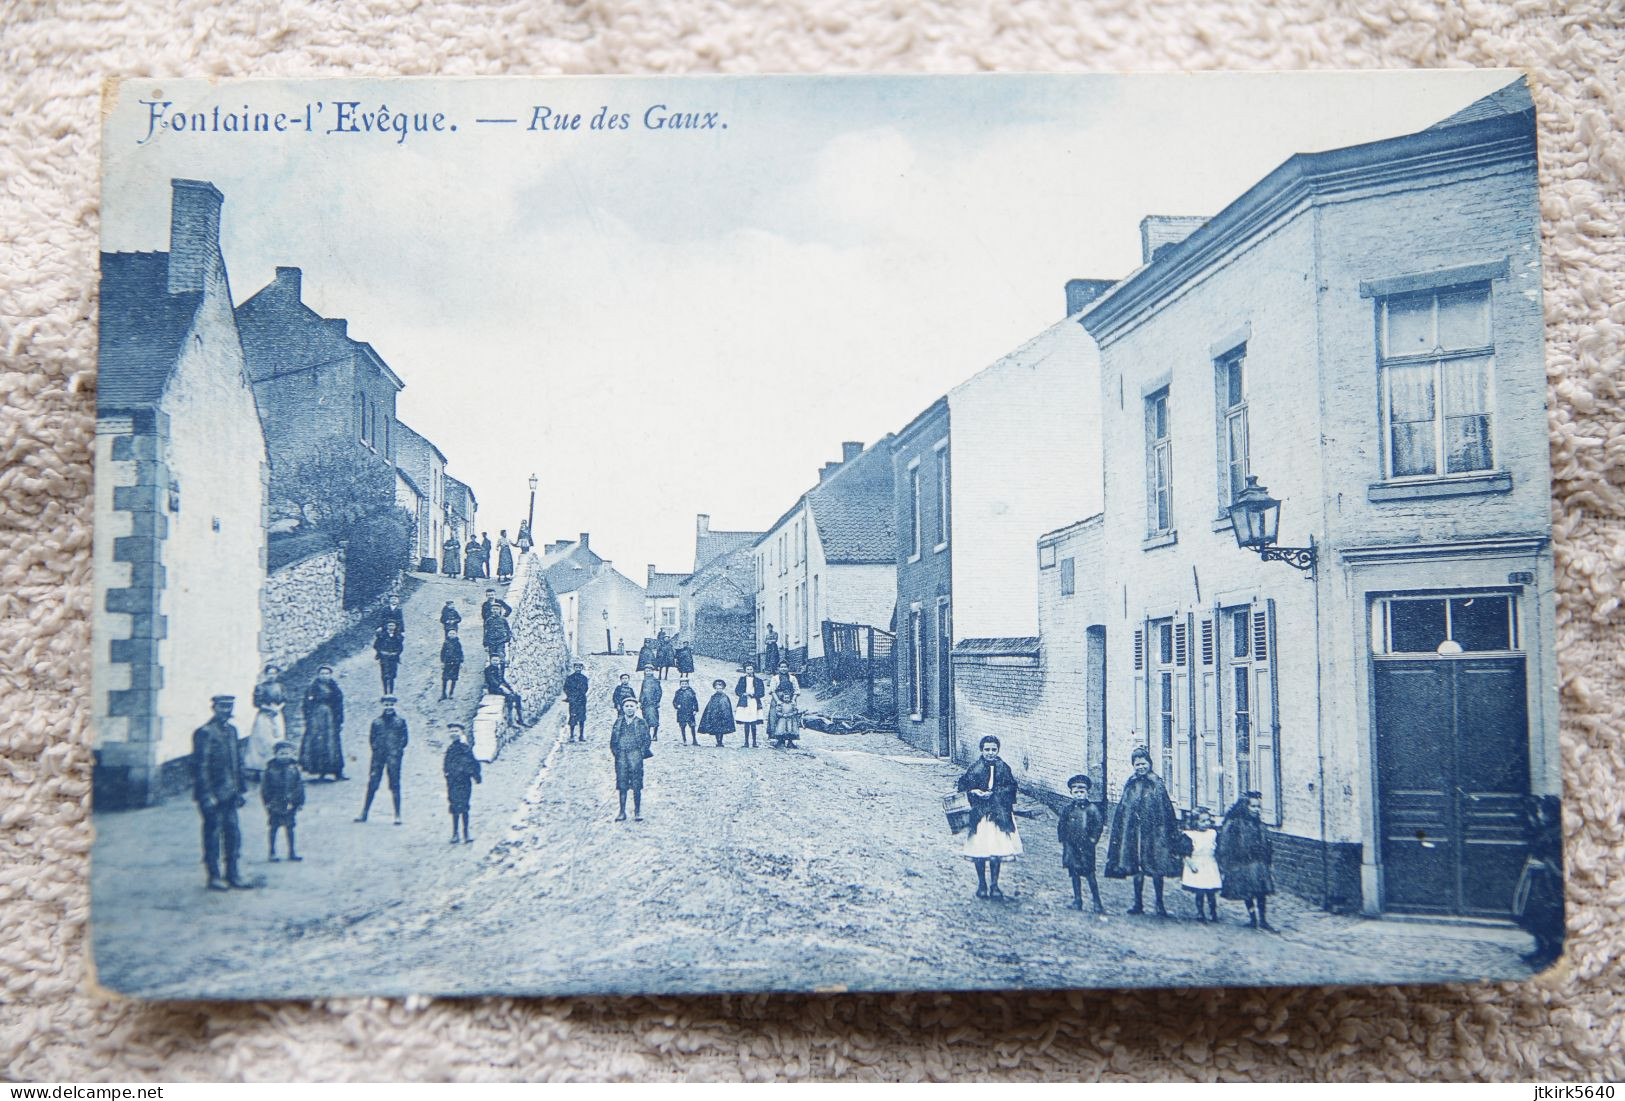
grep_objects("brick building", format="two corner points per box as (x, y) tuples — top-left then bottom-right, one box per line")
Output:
(678, 514), (760, 663)
(1080, 79), (1553, 916)
(890, 399), (952, 756)
(754, 440), (896, 679)
(94, 179), (269, 806)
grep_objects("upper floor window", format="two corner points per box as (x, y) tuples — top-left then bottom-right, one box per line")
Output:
(1379, 285), (1494, 479)
(908, 462), (923, 560)
(1217, 348), (1249, 507)
(1145, 388), (1173, 534)
(934, 445), (950, 549)
(1059, 557), (1076, 596)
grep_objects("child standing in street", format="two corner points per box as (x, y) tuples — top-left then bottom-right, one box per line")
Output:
(1057, 774), (1106, 916)
(1180, 807), (1221, 922)
(1216, 791), (1276, 930)
(262, 740), (305, 862)
(442, 723), (482, 844)
(698, 678), (735, 747)
(440, 627), (464, 700)
(672, 676), (699, 745)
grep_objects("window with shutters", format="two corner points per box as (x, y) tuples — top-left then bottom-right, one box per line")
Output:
(1145, 388), (1173, 536)
(1153, 618), (1176, 782)
(1222, 601), (1280, 823)
(1378, 284), (1495, 479)
(1216, 347), (1250, 509)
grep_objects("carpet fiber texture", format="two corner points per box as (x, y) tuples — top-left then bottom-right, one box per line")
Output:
(2, 0), (1622, 1082)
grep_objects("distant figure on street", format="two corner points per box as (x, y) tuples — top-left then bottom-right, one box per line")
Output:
(676, 640), (695, 676)
(193, 694), (250, 891)
(497, 530), (515, 583)
(262, 740), (306, 863)
(735, 664), (766, 748)
(1180, 807), (1222, 922)
(355, 696), (409, 825)
(442, 535), (461, 578)
(440, 599), (462, 638)
(442, 723), (482, 844)
(610, 696), (652, 822)
(480, 588), (512, 625)
(463, 537), (481, 580)
(1057, 774), (1106, 915)
(480, 532), (493, 578)
(1216, 791), (1276, 931)
(381, 593), (406, 639)
(767, 663), (802, 749)
(244, 663), (286, 782)
(1104, 746), (1181, 917)
(656, 632), (676, 680)
(957, 735), (1022, 901)
(672, 676), (699, 745)
(639, 668), (663, 741)
(611, 673), (636, 713)
(484, 656), (524, 727)
(698, 678), (736, 747)
(636, 636), (657, 672)
(516, 522), (534, 555)
(373, 620), (404, 695)
(1514, 794), (1564, 968)
(300, 665), (346, 781)
(440, 628), (464, 700)
(763, 625), (779, 677)
(483, 605), (513, 663)
(563, 661), (590, 742)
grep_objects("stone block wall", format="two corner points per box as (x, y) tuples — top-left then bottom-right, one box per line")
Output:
(261, 545), (348, 672)
(491, 551), (569, 747)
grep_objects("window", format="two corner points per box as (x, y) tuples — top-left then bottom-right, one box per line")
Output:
(1217, 348), (1249, 507)
(1059, 557), (1076, 596)
(1375, 594), (1515, 654)
(1146, 388), (1173, 534)
(934, 445), (950, 548)
(811, 574), (820, 634)
(908, 606), (926, 718)
(356, 392), (366, 442)
(383, 414), (391, 460)
(1039, 544), (1057, 569)
(1153, 619), (1175, 781)
(908, 462), (922, 560)
(1380, 285), (1494, 479)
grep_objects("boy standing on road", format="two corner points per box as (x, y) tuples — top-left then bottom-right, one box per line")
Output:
(442, 723), (482, 844)
(1216, 791), (1276, 930)
(356, 696), (409, 825)
(610, 696), (652, 822)
(263, 740), (306, 863)
(1057, 774), (1106, 916)
(440, 627), (464, 700)
(672, 676), (699, 745)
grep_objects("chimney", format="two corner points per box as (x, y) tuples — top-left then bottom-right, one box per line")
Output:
(819, 462), (840, 482)
(579, 532), (590, 549)
(274, 265), (303, 300)
(327, 318), (348, 339)
(648, 564), (657, 584)
(842, 441), (864, 462)
(1138, 215), (1208, 265)
(1065, 278), (1116, 317)
(696, 514), (710, 536)
(166, 179), (225, 295)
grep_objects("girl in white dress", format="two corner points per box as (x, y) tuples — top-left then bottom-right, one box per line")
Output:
(956, 735), (1023, 900)
(244, 663), (286, 782)
(1180, 807), (1222, 922)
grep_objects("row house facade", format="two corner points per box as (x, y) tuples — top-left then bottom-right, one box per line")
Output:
(538, 534), (646, 657)
(444, 474), (478, 548)
(394, 420), (449, 570)
(679, 514), (761, 663)
(645, 566), (689, 640)
(94, 180), (269, 806)
(1079, 79), (1554, 917)
(754, 440), (896, 679)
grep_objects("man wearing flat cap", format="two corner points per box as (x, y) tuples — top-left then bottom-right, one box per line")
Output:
(355, 695), (410, 825)
(193, 694), (251, 890)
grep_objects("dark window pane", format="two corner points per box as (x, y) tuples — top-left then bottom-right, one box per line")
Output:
(1226, 357), (1245, 406)
(1232, 667), (1249, 710)
(1159, 623), (1173, 665)
(1232, 609), (1249, 658)
(1451, 596), (1512, 651)
(1389, 599), (1448, 653)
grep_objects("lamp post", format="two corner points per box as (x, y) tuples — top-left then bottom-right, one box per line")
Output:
(527, 473), (538, 536)
(1226, 475), (1316, 575)
(602, 608), (611, 656)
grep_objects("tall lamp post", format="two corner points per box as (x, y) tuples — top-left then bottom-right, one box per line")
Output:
(1226, 474), (1316, 576)
(602, 608), (611, 656)
(527, 473), (538, 536)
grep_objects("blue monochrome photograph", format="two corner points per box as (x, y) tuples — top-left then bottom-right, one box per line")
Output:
(89, 72), (1564, 998)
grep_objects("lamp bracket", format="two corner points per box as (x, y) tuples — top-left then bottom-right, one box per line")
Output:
(1256, 544), (1316, 574)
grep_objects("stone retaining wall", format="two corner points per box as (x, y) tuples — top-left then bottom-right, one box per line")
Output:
(472, 551), (569, 761)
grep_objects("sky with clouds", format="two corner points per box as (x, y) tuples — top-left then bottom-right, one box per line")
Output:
(102, 71), (1513, 575)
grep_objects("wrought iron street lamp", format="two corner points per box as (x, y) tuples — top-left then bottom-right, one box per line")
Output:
(602, 607), (612, 656)
(1227, 474), (1316, 575)
(527, 473), (538, 535)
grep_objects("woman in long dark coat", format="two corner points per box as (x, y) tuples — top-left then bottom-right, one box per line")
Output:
(1104, 745), (1180, 916)
(496, 531), (515, 583)
(697, 678), (735, 747)
(675, 642), (695, 676)
(609, 697), (652, 821)
(442, 535), (461, 578)
(957, 735), (1022, 900)
(639, 669), (663, 741)
(1216, 791), (1276, 929)
(1514, 794), (1564, 967)
(636, 637), (657, 672)
(463, 537), (481, 580)
(300, 665), (346, 780)
(656, 633), (677, 679)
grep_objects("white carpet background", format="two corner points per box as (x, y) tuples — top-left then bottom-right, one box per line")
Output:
(1, 0), (1622, 1081)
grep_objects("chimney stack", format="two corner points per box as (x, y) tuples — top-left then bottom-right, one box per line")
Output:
(842, 441), (864, 462)
(648, 564), (657, 584)
(579, 532), (590, 549)
(819, 462), (840, 482)
(274, 265), (303, 300)
(166, 179), (225, 295)
(696, 514), (710, 536)
(1138, 215), (1208, 265)
(1065, 278), (1116, 317)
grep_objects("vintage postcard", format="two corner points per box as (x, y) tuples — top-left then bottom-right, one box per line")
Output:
(91, 72), (1562, 999)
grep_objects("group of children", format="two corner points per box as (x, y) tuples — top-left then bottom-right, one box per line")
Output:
(1055, 772), (1277, 928)
(604, 667), (797, 749)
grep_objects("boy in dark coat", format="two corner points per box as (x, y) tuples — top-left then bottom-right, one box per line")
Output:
(440, 600), (462, 637)
(480, 588), (511, 624)
(381, 594), (406, 638)
(698, 678), (736, 747)
(656, 633), (676, 679)
(373, 621), (404, 695)
(194, 695), (250, 890)
(610, 696), (652, 822)
(483, 606), (512, 663)
(636, 637), (657, 672)
(484, 658), (524, 726)
(1216, 791), (1276, 930)
(611, 673), (636, 712)
(355, 696), (409, 825)
(442, 723), (482, 844)
(262, 740), (306, 862)
(1057, 774), (1106, 915)
(440, 628), (464, 700)
(639, 669), (663, 742)
(672, 676), (699, 744)
(564, 662), (590, 742)
(1104, 745), (1181, 916)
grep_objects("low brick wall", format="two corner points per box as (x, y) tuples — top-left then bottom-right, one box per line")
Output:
(473, 551), (569, 761)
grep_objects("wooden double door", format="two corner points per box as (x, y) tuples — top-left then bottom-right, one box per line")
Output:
(1374, 656), (1529, 917)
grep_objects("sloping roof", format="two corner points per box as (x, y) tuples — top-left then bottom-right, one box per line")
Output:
(646, 571), (690, 598)
(539, 540), (607, 595)
(395, 419), (447, 464)
(1427, 77), (1533, 131)
(694, 528), (759, 572)
(445, 474), (476, 512)
(805, 439), (896, 564)
(98, 252), (202, 410)
(396, 467), (425, 500)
